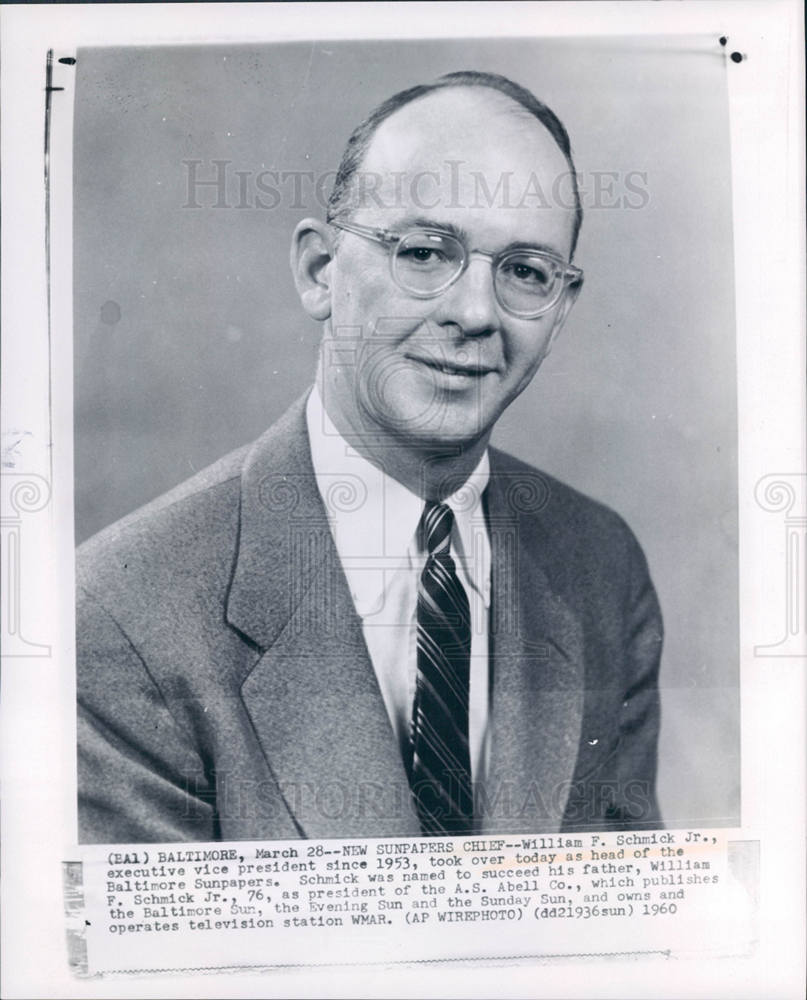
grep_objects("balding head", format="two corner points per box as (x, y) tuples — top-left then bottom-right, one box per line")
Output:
(327, 70), (583, 258)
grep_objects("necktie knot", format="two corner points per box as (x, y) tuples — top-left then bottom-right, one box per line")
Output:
(419, 501), (454, 557)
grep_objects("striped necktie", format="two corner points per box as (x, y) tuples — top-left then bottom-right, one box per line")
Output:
(410, 501), (473, 835)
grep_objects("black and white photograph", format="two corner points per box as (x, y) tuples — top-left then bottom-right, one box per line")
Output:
(73, 37), (739, 844)
(1, 2), (804, 996)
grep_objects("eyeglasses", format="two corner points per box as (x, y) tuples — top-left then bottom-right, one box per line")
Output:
(330, 219), (583, 319)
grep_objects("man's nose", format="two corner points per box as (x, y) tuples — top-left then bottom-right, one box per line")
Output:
(434, 257), (500, 337)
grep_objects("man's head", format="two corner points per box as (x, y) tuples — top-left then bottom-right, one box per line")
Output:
(291, 72), (584, 460)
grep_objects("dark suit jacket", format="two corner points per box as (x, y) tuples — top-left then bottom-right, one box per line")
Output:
(77, 396), (663, 843)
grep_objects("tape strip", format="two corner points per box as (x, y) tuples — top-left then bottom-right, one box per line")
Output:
(62, 861), (90, 977)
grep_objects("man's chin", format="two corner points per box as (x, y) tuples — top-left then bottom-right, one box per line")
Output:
(350, 390), (494, 454)
(384, 416), (491, 455)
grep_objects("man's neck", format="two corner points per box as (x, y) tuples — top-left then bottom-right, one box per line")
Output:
(313, 382), (490, 502)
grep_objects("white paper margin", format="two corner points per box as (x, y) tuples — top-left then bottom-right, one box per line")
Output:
(1, 2), (805, 998)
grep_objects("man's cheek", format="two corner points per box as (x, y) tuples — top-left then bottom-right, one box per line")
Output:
(510, 340), (552, 389)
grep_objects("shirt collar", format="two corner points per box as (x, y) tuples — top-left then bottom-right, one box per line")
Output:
(306, 385), (490, 616)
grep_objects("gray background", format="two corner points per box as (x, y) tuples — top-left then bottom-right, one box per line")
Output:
(73, 38), (739, 827)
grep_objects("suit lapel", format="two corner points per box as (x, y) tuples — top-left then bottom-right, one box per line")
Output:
(227, 397), (421, 838)
(483, 461), (584, 834)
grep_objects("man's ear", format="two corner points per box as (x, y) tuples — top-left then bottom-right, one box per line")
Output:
(290, 218), (334, 321)
(545, 275), (583, 354)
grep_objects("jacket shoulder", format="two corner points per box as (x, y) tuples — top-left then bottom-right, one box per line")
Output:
(487, 445), (651, 582)
(76, 443), (249, 599)
(489, 447), (632, 534)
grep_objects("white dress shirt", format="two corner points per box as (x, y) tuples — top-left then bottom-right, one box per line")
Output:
(306, 386), (491, 783)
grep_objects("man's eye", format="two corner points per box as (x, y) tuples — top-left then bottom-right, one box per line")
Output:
(505, 260), (552, 285)
(399, 246), (445, 265)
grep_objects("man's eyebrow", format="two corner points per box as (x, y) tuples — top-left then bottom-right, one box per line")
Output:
(392, 215), (564, 257)
(393, 216), (470, 242)
(501, 240), (566, 258)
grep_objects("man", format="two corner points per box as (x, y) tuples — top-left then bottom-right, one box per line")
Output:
(77, 71), (663, 843)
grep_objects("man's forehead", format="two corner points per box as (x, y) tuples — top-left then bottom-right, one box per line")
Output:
(347, 86), (577, 253)
(359, 87), (569, 183)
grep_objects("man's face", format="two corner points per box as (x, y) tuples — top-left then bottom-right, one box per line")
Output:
(320, 88), (581, 452)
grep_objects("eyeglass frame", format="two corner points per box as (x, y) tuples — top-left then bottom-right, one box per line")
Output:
(329, 218), (584, 319)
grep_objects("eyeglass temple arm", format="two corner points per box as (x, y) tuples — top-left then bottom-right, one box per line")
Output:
(330, 219), (399, 245)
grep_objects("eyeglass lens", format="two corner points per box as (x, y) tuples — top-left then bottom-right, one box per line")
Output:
(393, 231), (563, 314)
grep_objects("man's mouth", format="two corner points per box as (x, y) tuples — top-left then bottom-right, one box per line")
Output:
(407, 355), (495, 377)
